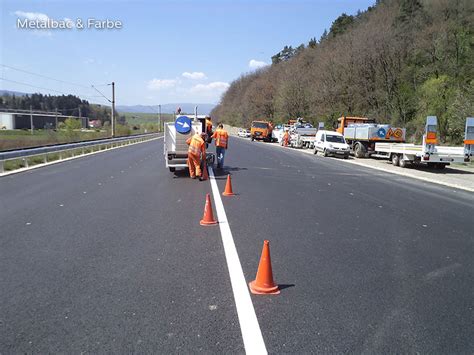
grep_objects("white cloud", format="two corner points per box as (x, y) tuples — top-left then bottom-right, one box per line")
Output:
(182, 71), (207, 80)
(83, 58), (95, 65)
(14, 11), (75, 36)
(191, 81), (229, 92)
(15, 11), (50, 22)
(64, 17), (76, 28)
(249, 59), (268, 70)
(147, 78), (177, 90)
(189, 81), (230, 101)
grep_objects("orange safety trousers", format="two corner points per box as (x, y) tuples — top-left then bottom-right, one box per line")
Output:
(188, 153), (202, 178)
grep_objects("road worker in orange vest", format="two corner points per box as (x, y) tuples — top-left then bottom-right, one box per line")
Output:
(205, 116), (213, 143)
(212, 123), (229, 169)
(186, 132), (206, 180)
(283, 130), (290, 147)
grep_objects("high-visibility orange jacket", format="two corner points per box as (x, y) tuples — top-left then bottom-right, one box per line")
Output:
(212, 128), (229, 149)
(206, 119), (213, 133)
(186, 133), (206, 157)
(283, 132), (289, 141)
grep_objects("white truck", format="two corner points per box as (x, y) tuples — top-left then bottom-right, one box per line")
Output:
(337, 116), (406, 158)
(164, 114), (215, 173)
(289, 121), (324, 149)
(374, 116), (473, 169)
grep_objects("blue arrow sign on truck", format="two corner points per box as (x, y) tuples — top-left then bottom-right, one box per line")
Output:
(175, 116), (192, 134)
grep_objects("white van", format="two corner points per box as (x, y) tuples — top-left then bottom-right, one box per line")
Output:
(313, 130), (350, 158)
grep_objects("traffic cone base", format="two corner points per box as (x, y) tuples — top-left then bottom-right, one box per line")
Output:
(248, 240), (279, 295)
(200, 193), (217, 226)
(200, 219), (217, 226)
(222, 174), (235, 196)
(249, 280), (280, 295)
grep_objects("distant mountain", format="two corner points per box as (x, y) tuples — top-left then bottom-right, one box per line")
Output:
(0, 89), (30, 96)
(116, 103), (215, 115)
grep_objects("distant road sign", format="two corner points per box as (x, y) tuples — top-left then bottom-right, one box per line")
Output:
(175, 115), (192, 134)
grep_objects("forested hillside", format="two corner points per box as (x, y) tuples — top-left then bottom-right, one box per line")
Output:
(211, 0), (474, 143)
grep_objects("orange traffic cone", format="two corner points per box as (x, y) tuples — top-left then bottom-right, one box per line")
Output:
(201, 160), (209, 181)
(249, 240), (280, 295)
(200, 193), (217, 226)
(222, 174), (235, 196)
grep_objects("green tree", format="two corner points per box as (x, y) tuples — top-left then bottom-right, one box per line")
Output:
(329, 13), (354, 37)
(417, 75), (456, 141)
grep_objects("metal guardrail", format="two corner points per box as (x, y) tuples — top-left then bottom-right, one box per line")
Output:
(0, 133), (160, 174)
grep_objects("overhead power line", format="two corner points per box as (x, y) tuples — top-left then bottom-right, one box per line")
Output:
(1, 64), (92, 90)
(0, 77), (107, 102)
(91, 85), (112, 103)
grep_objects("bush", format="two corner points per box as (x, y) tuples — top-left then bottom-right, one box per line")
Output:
(64, 118), (82, 130)
(116, 124), (131, 136)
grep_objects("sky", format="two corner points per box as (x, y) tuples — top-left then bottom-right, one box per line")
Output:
(0, 0), (375, 106)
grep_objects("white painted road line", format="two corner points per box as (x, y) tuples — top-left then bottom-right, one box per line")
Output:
(208, 167), (267, 355)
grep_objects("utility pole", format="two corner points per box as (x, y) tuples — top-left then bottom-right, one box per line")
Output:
(30, 105), (33, 135)
(78, 106), (82, 128)
(158, 104), (161, 132)
(111, 81), (115, 137)
(55, 108), (58, 129)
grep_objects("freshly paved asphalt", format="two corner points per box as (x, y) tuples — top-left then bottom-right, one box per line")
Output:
(1, 136), (473, 353)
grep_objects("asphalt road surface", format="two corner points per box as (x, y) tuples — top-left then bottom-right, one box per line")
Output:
(1, 136), (473, 353)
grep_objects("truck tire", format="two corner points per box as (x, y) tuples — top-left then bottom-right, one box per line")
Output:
(313, 147), (317, 155)
(391, 154), (400, 166)
(169, 167), (176, 172)
(354, 142), (366, 158)
(435, 163), (447, 170)
(251, 136), (255, 142)
(323, 149), (329, 157)
(399, 158), (407, 168)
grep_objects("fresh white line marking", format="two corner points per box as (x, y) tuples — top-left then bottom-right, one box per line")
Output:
(208, 167), (267, 355)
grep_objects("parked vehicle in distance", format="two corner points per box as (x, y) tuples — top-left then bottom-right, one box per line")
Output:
(237, 129), (249, 138)
(250, 120), (274, 142)
(336, 116), (405, 158)
(237, 129), (247, 138)
(289, 120), (318, 149)
(313, 130), (350, 158)
(374, 116), (473, 168)
(272, 124), (290, 143)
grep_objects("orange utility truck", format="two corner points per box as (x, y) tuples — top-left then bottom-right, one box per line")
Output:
(250, 120), (274, 142)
